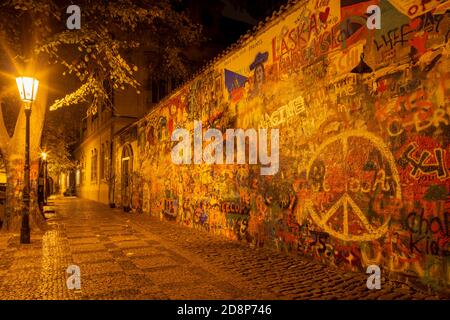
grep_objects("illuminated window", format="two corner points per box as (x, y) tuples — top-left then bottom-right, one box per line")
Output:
(80, 155), (85, 185)
(91, 149), (98, 183)
(100, 141), (110, 181)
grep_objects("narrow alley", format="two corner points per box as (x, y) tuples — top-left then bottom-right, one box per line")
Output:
(0, 198), (445, 300)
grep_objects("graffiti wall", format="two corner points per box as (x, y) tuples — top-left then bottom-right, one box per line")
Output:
(114, 0), (450, 290)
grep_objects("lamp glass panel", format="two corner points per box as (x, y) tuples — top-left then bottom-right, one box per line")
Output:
(16, 77), (39, 102)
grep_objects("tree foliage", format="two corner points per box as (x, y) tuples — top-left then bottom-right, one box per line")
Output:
(41, 104), (83, 177)
(0, 0), (204, 111)
(0, 0), (204, 186)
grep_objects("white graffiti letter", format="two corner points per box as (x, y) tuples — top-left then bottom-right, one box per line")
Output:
(66, 265), (81, 290)
(366, 264), (381, 290)
(366, 5), (381, 30)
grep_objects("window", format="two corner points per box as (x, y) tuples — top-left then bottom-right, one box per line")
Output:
(151, 79), (159, 103)
(201, 10), (213, 27)
(144, 51), (175, 104)
(100, 141), (110, 181)
(100, 144), (105, 180)
(80, 155), (85, 185)
(105, 140), (110, 180)
(171, 77), (181, 90)
(91, 112), (98, 132)
(158, 79), (167, 101)
(81, 118), (87, 137)
(91, 149), (98, 183)
(151, 79), (169, 104)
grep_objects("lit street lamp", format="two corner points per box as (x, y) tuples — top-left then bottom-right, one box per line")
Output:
(41, 152), (48, 206)
(16, 76), (39, 244)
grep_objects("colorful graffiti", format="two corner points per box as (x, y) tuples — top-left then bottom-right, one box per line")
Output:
(114, 0), (450, 291)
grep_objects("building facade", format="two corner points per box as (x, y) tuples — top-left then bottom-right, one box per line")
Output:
(72, 50), (154, 204)
(70, 1), (261, 204)
(111, 0), (450, 291)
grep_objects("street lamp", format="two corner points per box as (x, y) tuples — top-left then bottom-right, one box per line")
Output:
(16, 76), (39, 244)
(41, 152), (48, 206)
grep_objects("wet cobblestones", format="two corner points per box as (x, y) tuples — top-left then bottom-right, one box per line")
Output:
(0, 197), (447, 300)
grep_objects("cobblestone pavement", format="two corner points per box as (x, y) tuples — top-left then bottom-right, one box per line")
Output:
(0, 197), (447, 300)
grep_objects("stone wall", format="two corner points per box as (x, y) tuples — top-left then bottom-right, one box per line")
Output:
(114, 0), (450, 291)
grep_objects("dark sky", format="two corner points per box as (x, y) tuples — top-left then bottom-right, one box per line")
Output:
(182, 0), (290, 73)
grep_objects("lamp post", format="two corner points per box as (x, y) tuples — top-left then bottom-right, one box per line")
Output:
(16, 76), (39, 244)
(41, 152), (47, 206)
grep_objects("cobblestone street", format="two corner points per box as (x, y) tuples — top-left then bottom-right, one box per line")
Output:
(0, 197), (447, 300)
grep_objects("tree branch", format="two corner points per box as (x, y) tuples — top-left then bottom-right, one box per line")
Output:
(0, 96), (11, 154)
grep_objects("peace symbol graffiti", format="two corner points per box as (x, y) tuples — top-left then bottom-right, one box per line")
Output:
(305, 130), (402, 241)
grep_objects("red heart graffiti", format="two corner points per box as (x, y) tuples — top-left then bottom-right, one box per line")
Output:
(409, 33), (428, 55)
(319, 7), (330, 24)
(409, 17), (421, 30)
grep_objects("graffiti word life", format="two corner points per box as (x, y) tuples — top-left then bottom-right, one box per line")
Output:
(171, 121), (279, 175)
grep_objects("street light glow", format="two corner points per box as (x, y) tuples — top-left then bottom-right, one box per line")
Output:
(15, 75), (39, 244)
(41, 152), (48, 161)
(16, 76), (39, 103)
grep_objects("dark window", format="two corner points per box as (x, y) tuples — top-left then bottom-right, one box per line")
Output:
(201, 10), (213, 27)
(91, 149), (98, 183)
(100, 141), (109, 180)
(80, 156), (85, 185)
(158, 79), (167, 101)
(81, 118), (87, 136)
(152, 80), (159, 103)
(151, 79), (168, 104)
(100, 144), (105, 180)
